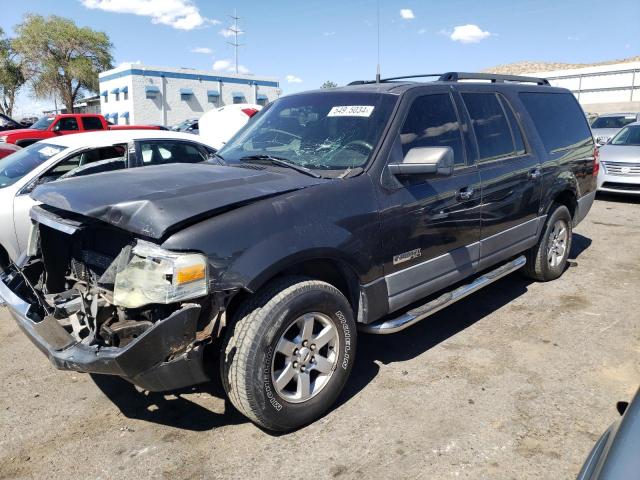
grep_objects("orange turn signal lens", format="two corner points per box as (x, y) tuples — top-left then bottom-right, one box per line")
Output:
(176, 264), (206, 285)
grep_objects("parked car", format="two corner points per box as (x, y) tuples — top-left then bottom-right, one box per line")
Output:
(19, 116), (38, 128)
(0, 143), (21, 159)
(577, 388), (640, 480)
(0, 113), (26, 132)
(171, 118), (199, 135)
(198, 103), (261, 149)
(591, 113), (640, 145)
(0, 72), (597, 431)
(0, 130), (218, 267)
(597, 122), (640, 195)
(0, 113), (163, 147)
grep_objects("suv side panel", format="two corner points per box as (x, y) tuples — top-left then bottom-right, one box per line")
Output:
(373, 86), (482, 312)
(455, 87), (544, 270)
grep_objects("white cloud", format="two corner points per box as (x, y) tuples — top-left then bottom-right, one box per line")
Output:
(219, 27), (243, 38)
(212, 59), (232, 71)
(418, 28), (427, 34)
(212, 59), (250, 74)
(400, 9), (415, 19)
(449, 24), (491, 43)
(190, 47), (212, 54)
(323, 31), (336, 36)
(286, 75), (303, 84)
(79, 0), (218, 30)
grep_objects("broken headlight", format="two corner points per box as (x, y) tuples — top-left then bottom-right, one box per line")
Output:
(113, 240), (208, 308)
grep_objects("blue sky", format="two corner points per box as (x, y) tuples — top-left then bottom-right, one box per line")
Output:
(2, 0), (639, 117)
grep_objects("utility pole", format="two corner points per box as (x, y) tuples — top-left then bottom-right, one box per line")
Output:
(226, 9), (244, 74)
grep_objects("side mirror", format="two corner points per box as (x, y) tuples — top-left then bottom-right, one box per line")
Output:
(388, 146), (454, 176)
(52, 123), (61, 132)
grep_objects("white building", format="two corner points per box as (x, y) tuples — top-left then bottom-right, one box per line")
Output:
(98, 64), (281, 126)
(526, 61), (640, 114)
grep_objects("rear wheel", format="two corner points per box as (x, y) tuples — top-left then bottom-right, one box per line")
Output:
(221, 276), (356, 431)
(522, 203), (572, 281)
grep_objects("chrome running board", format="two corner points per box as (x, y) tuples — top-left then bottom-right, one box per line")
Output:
(360, 255), (526, 334)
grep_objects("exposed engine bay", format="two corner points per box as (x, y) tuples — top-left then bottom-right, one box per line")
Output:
(11, 206), (217, 351)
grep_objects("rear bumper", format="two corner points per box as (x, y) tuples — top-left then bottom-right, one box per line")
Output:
(574, 190), (596, 227)
(0, 277), (210, 391)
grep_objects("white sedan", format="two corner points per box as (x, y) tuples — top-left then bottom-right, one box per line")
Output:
(0, 130), (219, 270)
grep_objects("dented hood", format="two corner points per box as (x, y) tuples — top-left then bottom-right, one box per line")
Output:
(31, 163), (324, 239)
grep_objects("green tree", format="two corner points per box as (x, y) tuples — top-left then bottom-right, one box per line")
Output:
(321, 80), (337, 89)
(13, 15), (113, 113)
(0, 28), (25, 117)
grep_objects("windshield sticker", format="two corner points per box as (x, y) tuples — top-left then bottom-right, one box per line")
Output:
(327, 106), (375, 117)
(38, 146), (63, 157)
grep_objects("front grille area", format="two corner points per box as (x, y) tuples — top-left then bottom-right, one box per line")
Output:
(602, 161), (640, 176)
(602, 182), (640, 192)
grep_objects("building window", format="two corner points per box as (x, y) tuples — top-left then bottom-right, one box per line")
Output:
(123, 88), (128, 100)
(232, 92), (246, 104)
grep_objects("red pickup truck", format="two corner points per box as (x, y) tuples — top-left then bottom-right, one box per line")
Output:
(0, 114), (163, 147)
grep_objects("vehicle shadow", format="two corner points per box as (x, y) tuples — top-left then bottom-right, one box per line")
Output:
(570, 233), (592, 260)
(94, 234), (593, 434)
(335, 273), (531, 410)
(90, 368), (247, 431)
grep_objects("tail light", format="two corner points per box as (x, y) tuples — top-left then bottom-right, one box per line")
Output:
(593, 146), (600, 176)
(241, 108), (259, 118)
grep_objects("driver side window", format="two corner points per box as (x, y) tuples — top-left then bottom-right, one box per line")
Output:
(400, 94), (466, 166)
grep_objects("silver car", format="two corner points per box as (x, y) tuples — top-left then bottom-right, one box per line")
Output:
(591, 113), (640, 146)
(597, 122), (640, 195)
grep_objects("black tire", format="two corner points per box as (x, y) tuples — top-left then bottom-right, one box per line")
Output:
(522, 203), (572, 281)
(220, 276), (357, 431)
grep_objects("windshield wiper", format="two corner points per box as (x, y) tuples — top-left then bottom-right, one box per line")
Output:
(239, 155), (321, 178)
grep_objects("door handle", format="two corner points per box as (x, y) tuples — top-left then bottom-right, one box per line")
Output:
(457, 186), (474, 201)
(528, 167), (542, 180)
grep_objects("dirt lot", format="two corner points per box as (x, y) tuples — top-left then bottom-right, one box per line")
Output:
(1, 195), (638, 480)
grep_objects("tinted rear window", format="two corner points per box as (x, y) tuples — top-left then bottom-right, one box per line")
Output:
(519, 92), (592, 153)
(462, 92), (516, 161)
(82, 116), (104, 130)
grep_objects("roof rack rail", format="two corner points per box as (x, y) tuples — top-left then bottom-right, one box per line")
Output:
(348, 74), (442, 86)
(438, 72), (550, 86)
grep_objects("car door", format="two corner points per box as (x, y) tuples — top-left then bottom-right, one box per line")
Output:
(456, 89), (543, 270)
(12, 144), (130, 252)
(376, 87), (482, 312)
(133, 140), (209, 167)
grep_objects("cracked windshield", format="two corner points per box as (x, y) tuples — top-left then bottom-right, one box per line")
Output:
(217, 92), (397, 174)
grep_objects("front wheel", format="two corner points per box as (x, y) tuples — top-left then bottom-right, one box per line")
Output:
(522, 203), (572, 281)
(221, 276), (357, 431)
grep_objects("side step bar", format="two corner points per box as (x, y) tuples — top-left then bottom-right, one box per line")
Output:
(360, 255), (526, 334)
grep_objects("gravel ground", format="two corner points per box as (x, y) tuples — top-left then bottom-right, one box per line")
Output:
(1, 195), (639, 480)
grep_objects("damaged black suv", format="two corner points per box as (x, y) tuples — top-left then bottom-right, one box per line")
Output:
(0, 73), (598, 431)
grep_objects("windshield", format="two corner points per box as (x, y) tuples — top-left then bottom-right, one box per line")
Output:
(217, 92), (397, 174)
(610, 125), (640, 146)
(30, 116), (55, 131)
(0, 142), (66, 188)
(591, 116), (637, 129)
(0, 113), (18, 128)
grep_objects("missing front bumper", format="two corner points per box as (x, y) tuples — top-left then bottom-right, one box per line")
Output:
(0, 277), (210, 392)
